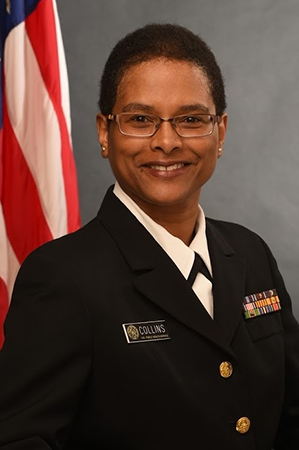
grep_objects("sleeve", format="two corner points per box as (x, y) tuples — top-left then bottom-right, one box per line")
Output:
(261, 240), (299, 449)
(0, 246), (93, 450)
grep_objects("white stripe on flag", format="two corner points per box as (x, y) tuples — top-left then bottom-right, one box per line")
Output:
(52, 0), (72, 137)
(4, 22), (68, 239)
(7, 238), (20, 299)
(0, 204), (9, 284)
(0, 204), (20, 301)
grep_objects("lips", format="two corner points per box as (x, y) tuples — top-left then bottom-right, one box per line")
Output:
(149, 163), (185, 172)
(140, 160), (191, 179)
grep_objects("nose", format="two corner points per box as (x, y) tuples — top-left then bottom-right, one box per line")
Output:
(150, 121), (183, 154)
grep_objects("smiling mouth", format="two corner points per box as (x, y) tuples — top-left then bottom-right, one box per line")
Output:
(149, 163), (185, 172)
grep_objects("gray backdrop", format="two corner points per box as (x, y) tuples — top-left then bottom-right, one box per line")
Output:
(57, 0), (299, 319)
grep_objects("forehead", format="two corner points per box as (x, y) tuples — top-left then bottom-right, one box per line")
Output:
(115, 58), (214, 113)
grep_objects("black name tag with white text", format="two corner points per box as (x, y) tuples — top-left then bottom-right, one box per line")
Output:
(122, 320), (170, 344)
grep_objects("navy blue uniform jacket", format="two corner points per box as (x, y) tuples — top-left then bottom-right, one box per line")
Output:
(0, 186), (299, 449)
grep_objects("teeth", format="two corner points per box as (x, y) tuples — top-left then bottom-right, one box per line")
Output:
(150, 163), (184, 171)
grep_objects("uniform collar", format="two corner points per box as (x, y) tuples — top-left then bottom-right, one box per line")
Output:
(113, 182), (212, 279)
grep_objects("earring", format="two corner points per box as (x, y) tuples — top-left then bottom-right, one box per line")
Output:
(101, 146), (106, 156)
(218, 147), (223, 155)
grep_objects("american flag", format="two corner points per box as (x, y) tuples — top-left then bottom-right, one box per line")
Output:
(0, 0), (81, 347)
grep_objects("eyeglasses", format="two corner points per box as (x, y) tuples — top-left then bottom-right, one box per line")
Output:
(106, 112), (220, 137)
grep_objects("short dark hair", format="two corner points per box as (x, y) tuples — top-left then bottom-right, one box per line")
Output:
(99, 23), (226, 116)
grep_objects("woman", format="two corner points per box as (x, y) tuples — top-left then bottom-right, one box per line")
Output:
(0, 23), (298, 450)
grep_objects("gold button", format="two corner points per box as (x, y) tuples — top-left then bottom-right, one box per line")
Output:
(236, 417), (251, 434)
(219, 361), (233, 378)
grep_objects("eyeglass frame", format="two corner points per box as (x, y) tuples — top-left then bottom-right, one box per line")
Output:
(106, 112), (220, 138)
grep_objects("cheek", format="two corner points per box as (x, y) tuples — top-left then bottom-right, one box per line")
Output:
(106, 143), (136, 180)
(107, 135), (147, 165)
(200, 145), (219, 173)
(197, 141), (218, 162)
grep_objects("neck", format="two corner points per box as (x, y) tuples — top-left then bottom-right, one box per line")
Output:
(115, 183), (201, 246)
(139, 202), (200, 246)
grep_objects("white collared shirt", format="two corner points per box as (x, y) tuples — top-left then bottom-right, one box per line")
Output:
(113, 182), (213, 318)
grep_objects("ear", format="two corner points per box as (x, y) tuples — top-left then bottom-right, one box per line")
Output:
(217, 113), (228, 159)
(96, 113), (109, 158)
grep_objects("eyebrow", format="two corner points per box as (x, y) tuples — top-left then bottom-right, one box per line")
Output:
(179, 104), (211, 114)
(122, 103), (154, 113)
(121, 103), (211, 114)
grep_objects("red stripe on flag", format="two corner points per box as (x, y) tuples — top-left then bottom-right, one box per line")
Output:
(26, 0), (80, 233)
(2, 99), (53, 264)
(0, 277), (9, 348)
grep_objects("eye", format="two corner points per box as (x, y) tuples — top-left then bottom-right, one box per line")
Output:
(180, 115), (207, 124)
(129, 114), (153, 123)
(124, 114), (157, 129)
(177, 114), (211, 127)
(184, 116), (202, 123)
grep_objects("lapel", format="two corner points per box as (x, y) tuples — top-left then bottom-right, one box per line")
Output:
(206, 221), (246, 344)
(98, 188), (245, 358)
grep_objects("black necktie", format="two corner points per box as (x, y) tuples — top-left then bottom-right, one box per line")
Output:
(187, 253), (213, 287)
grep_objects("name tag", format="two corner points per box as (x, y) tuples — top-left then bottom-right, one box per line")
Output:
(122, 320), (171, 344)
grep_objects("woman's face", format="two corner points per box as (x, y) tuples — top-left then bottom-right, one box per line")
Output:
(97, 58), (227, 217)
